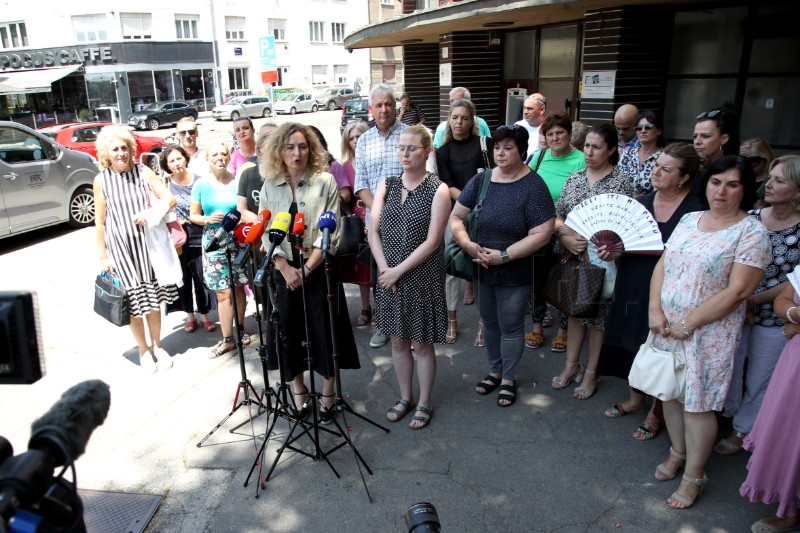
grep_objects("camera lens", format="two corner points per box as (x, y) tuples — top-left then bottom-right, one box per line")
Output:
(404, 502), (441, 533)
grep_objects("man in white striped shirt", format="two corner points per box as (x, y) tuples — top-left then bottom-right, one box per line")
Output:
(354, 83), (407, 348)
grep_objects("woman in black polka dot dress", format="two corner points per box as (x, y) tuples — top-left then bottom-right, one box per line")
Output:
(368, 125), (451, 430)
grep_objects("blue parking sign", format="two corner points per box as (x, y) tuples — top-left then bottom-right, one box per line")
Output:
(259, 37), (277, 72)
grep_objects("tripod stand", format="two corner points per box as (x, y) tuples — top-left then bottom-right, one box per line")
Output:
(196, 244), (265, 447)
(243, 248), (341, 495)
(318, 246), (389, 502)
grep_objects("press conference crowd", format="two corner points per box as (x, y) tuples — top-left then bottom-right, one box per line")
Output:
(91, 85), (799, 532)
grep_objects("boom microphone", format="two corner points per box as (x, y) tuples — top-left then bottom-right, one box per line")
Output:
(318, 210), (336, 256)
(204, 209), (241, 252)
(29, 380), (111, 466)
(233, 210), (271, 268)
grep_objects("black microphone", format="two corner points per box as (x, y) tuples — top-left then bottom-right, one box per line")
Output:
(204, 209), (241, 252)
(318, 210), (336, 256)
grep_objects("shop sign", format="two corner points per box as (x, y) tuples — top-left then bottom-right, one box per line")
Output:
(581, 70), (616, 99)
(0, 46), (115, 70)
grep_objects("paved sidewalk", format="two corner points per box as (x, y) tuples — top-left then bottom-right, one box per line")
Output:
(0, 227), (772, 532)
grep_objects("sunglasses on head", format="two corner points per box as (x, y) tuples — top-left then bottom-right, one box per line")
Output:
(634, 124), (655, 132)
(696, 110), (722, 120)
(747, 156), (766, 166)
(177, 129), (196, 136)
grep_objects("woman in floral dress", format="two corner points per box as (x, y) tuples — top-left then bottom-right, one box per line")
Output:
(648, 155), (770, 509)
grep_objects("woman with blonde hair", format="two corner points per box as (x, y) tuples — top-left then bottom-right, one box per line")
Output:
(189, 141), (250, 359)
(337, 121), (374, 328)
(93, 125), (179, 373)
(741, 138), (776, 206)
(259, 122), (359, 424)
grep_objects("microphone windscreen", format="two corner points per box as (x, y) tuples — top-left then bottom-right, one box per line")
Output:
(270, 212), (292, 237)
(29, 380), (111, 465)
(234, 223), (251, 244)
(220, 209), (241, 231)
(318, 210), (337, 232)
(292, 212), (305, 235)
(245, 210), (271, 245)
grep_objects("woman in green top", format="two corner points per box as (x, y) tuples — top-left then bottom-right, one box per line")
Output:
(525, 113), (586, 354)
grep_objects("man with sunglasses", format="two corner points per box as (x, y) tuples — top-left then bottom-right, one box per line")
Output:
(175, 117), (209, 179)
(614, 104), (639, 156)
(515, 93), (547, 160)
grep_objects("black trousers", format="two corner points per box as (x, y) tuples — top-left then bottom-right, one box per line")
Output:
(177, 245), (212, 315)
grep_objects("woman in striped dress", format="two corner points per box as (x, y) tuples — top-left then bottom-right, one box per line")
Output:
(93, 126), (179, 373)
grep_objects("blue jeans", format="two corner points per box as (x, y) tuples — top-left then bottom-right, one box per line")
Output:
(478, 283), (530, 381)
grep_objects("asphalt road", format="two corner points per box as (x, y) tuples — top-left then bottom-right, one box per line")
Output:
(0, 225), (776, 532)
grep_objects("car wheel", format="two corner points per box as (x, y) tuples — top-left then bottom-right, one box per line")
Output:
(289, 107), (296, 115)
(327, 101), (336, 111)
(311, 105), (318, 112)
(262, 107), (271, 118)
(147, 118), (160, 131)
(231, 111), (240, 120)
(68, 185), (95, 228)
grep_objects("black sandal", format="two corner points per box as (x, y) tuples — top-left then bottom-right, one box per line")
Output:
(293, 385), (310, 420)
(320, 393), (336, 425)
(475, 375), (501, 395)
(497, 382), (517, 407)
(409, 405), (433, 430)
(386, 399), (415, 422)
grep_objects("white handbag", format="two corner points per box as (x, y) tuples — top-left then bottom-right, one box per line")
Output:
(628, 332), (686, 401)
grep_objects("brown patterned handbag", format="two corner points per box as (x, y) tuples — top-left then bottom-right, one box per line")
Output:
(544, 251), (606, 318)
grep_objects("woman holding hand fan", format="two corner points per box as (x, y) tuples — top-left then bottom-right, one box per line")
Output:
(596, 143), (705, 440)
(551, 123), (633, 400)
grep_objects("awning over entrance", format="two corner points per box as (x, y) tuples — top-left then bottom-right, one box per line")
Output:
(0, 65), (82, 95)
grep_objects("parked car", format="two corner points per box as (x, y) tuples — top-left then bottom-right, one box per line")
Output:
(212, 96), (273, 120)
(39, 122), (165, 164)
(127, 101), (198, 131)
(0, 121), (99, 238)
(340, 98), (374, 133)
(315, 88), (359, 111)
(274, 93), (318, 115)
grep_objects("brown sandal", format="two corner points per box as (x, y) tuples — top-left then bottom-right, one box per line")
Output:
(357, 307), (372, 327)
(525, 331), (544, 349)
(550, 335), (567, 353)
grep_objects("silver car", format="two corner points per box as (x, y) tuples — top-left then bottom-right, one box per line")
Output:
(0, 121), (99, 239)
(212, 96), (273, 120)
(274, 93), (318, 115)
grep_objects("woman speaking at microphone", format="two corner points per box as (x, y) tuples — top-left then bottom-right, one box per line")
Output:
(189, 141), (250, 359)
(258, 123), (359, 424)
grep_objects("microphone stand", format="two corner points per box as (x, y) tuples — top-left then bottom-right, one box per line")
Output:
(196, 240), (265, 447)
(320, 242), (389, 502)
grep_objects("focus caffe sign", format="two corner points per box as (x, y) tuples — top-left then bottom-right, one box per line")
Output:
(0, 46), (115, 70)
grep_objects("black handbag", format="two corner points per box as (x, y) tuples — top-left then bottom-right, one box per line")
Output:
(543, 251), (605, 318)
(444, 169), (492, 280)
(337, 209), (366, 257)
(94, 272), (130, 327)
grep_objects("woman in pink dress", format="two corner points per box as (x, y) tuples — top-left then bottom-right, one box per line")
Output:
(740, 281), (800, 532)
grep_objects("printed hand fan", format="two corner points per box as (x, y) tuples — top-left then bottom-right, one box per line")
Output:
(564, 193), (663, 254)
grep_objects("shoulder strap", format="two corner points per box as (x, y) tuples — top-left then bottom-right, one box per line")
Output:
(533, 148), (547, 172)
(479, 136), (491, 170)
(475, 169), (492, 209)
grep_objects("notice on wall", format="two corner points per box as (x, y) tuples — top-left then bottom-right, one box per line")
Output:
(440, 63), (451, 87)
(581, 70), (616, 99)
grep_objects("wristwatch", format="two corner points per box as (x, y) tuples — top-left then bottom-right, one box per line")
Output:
(500, 249), (510, 263)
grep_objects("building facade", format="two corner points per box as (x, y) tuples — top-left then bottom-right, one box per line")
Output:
(0, 0), (370, 126)
(345, 0), (800, 153)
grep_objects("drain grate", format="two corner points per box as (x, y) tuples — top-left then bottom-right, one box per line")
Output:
(78, 489), (163, 533)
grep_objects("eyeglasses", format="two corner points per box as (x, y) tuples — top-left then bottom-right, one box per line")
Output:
(747, 156), (766, 166)
(696, 110), (722, 120)
(634, 124), (655, 132)
(398, 145), (421, 154)
(177, 129), (197, 136)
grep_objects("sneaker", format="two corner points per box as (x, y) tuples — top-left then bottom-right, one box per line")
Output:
(153, 347), (173, 370)
(370, 331), (389, 348)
